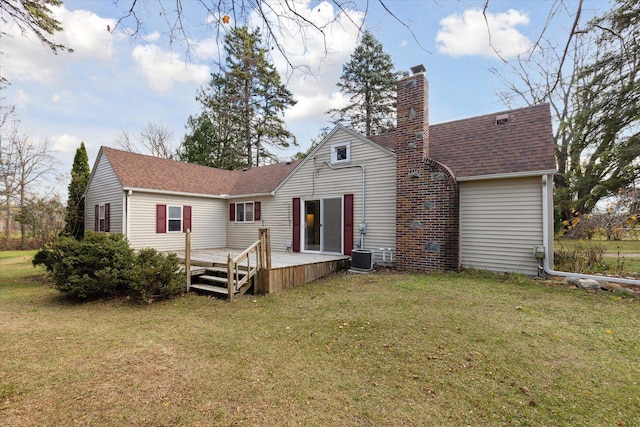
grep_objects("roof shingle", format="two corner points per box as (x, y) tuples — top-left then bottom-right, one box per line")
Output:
(101, 147), (299, 196)
(370, 103), (557, 179)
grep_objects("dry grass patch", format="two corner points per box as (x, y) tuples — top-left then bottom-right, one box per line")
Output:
(1, 254), (639, 426)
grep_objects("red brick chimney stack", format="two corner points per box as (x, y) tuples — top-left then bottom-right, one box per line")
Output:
(395, 64), (460, 271)
(395, 64), (429, 168)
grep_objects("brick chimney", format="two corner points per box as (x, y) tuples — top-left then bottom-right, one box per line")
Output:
(395, 65), (429, 170)
(395, 65), (459, 271)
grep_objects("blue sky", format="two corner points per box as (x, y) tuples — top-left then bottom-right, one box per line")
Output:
(1, 0), (609, 195)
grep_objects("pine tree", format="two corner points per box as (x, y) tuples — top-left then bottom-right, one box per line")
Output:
(179, 74), (246, 170)
(330, 31), (400, 137)
(180, 26), (297, 169)
(63, 142), (90, 240)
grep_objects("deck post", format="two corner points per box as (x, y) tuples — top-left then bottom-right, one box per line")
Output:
(185, 229), (191, 292)
(227, 253), (234, 302)
(259, 228), (272, 269)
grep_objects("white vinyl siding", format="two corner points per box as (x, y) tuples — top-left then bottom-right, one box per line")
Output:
(227, 197), (267, 249)
(267, 128), (396, 262)
(85, 153), (124, 234)
(128, 192), (227, 252)
(460, 177), (543, 275)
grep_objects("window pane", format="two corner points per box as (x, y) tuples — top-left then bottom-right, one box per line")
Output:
(169, 206), (182, 219)
(336, 146), (348, 161)
(168, 219), (181, 232)
(99, 205), (105, 219)
(245, 202), (254, 222)
(99, 219), (105, 232)
(236, 203), (245, 222)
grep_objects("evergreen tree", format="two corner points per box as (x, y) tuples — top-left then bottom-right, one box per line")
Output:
(63, 142), (90, 240)
(330, 31), (400, 137)
(178, 74), (245, 170)
(180, 26), (297, 169)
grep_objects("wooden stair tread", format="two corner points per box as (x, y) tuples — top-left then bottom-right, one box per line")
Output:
(199, 275), (229, 284)
(190, 283), (232, 295)
(206, 266), (247, 275)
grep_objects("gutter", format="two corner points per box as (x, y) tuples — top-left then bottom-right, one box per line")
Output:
(541, 175), (640, 287)
(122, 187), (228, 199)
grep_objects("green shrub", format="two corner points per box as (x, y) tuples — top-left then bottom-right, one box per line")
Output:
(554, 242), (607, 273)
(129, 248), (184, 304)
(33, 232), (135, 299)
(33, 233), (185, 303)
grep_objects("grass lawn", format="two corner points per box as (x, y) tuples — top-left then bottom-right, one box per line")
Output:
(1, 252), (639, 426)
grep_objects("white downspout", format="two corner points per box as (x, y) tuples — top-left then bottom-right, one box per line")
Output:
(323, 161), (366, 249)
(126, 190), (132, 239)
(542, 175), (640, 286)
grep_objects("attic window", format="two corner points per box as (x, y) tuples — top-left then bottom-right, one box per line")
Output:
(495, 113), (509, 125)
(331, 142), (350, 164)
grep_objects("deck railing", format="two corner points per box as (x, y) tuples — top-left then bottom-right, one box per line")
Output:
(184, 228), (271, 300)
(227, 229), (271, 301)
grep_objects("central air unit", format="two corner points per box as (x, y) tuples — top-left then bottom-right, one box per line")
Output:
(351, 249), (373, 271)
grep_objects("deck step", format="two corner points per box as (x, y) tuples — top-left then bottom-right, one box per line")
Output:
(190, 283), (231, 295)
(206, 266), (247, 275)
(199, 274), (229, 284)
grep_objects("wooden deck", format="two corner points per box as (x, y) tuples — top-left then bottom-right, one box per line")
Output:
(175, 248), (350, 294)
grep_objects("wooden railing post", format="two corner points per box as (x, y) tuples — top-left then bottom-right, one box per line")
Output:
(227, 253), (234, 302)
(259, 228), (271, 269)
(185, 229), (191, 292)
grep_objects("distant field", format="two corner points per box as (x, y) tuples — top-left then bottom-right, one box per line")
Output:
(555, 239), (640, 273)
(1, 251), (639, 426)
(555, 239), (640, 254)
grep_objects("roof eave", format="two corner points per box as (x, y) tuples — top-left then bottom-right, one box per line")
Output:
(456, 169), (557, 182)
(123, 187), (228, 199)
(226, 192), (274, 199)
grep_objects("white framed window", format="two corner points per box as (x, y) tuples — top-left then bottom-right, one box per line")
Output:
(168, 205), (183, 232)
(331, 142), (350, 163)
(236, 202), (254, 223)
(99, 205), (105, 232)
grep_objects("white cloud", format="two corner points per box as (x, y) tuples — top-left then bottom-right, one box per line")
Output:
(131, 44), (210, 92)
(15, 90), (30, 108)
(52, 94), (61, 103)
(436, 8), (532, 59)
(192, 36), (222, 61)
(1, 4), (116, 82)
(52, 133), (84, 154)
(53, 7), (116, 60)
(244, 0), (364, 133)
(143, 32), (162, 43)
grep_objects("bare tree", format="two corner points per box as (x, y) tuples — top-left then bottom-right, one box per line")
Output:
(115, 121), (176, 159)
(0, 120), (59, 247)
(111, 0), (428, 73)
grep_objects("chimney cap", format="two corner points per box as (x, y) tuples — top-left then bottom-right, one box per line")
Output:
(410, 64), (426, 75)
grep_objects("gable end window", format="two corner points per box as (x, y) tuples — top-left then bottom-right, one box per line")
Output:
(94, 203), (110, 232)
(331, 142), (350, 164)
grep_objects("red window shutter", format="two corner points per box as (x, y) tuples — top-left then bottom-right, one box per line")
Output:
(292, 198), (300, 252)
(344, 194), (354, 256)
(229, 203), (235, 221)
(183, 206), (192, 233)
(104, 203), (111, 232)
(254, 201), (261, 221)
(156, 204), (167, 233)
(94, 205), (99, 231)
